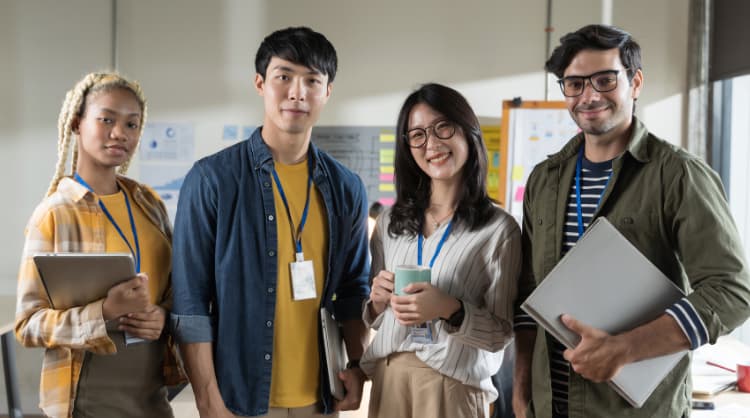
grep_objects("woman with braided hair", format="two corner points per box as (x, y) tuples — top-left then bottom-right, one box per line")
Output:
(15, 72), (184, 418)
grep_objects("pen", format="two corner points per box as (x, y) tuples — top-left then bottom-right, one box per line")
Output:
(707, 360), (736, 373)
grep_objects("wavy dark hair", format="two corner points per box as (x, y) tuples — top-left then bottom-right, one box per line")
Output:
(388, 83), (495, 237)
(255, 26), (337, 83)
(545, 24), (641, 81)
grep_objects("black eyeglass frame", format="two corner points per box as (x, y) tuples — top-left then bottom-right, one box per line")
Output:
(403, 120), (457, 148)
(556, 69), (630, 97)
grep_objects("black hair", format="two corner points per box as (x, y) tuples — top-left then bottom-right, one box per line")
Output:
(389, 83), (495, 237)
(255, 26), (337, 83)
(369, 201), (384, 219)
(545, 24), (641, 81)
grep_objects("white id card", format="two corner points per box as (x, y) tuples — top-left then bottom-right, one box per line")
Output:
(407, 321), (436, 344)
(290, 253), (317, 300)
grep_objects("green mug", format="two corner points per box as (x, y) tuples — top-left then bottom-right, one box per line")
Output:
(394, 265), (431, 295)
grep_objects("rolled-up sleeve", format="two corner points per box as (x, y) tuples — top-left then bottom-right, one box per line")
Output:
(667, 157), (750, 346)
(171, 162), (217, 343)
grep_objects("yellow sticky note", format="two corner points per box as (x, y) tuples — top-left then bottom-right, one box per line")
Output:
(380, 134), (395, 143)
(379, 183), (395, 192)
(380, 165), (395, 174)
(380, 149), (395, 164)
(512, 166), (524, 181)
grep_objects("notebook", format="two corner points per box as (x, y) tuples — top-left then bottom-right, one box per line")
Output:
(521, 217), (687, 408)
(320, 307), (347, 400)
(33, 253), (136, 309)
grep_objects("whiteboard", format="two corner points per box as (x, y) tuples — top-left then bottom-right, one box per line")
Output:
(501, 101), (580, 219)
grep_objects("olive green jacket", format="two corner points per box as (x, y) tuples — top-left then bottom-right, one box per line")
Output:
(517, 118), (750, 418)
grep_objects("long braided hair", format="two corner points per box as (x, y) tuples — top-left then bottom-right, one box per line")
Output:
(46, 72), (147, 196)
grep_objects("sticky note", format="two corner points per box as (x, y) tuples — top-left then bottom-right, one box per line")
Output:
(514, 186), (525, 202)
(378, 197), (395, 206)
(512, 166), (524, 181)
(380, 165), (395, 174)
(379, 173), (394, 182)
(380, 149), (395, 164)
(380, 134), (396, 143)
(379, 183), (395, 192)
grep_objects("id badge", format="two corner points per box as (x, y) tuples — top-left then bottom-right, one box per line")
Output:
(290, 252), (317, 300)
(407, 321), (436, 344)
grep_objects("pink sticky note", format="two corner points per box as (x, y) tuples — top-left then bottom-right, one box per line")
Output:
(378, 197), (395, 206)
(379, 173), (394, 182)
(514, 186), (525, 202)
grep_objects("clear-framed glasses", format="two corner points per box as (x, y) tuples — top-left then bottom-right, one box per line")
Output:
(404, 120), (456, 148)
(557, 69), (625, 97)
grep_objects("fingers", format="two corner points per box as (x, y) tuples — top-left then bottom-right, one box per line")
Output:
(560, 314), (587, 335)
(402, 282), (430, 294)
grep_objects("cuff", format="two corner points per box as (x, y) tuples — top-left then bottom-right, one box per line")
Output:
(362, 300), (385, 329)
(513, 313), (538, 331)
(665, 297), (709, 350)
(170, 313), (214, 344)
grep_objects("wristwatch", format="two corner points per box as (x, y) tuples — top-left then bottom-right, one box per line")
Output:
(443, 299), (465, 327)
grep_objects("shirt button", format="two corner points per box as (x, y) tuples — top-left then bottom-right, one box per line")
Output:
(267, 214), (274, 221)
(264, 353), (271, 361)
(537, 218), (543, 225)
(268, 250), (275, 257)
(263, 181), (271, 188)
(266, 320), (272, 327)
(267, 287), (274, 293)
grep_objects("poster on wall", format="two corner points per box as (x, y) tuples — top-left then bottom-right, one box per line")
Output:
(139, 122), (195, 223)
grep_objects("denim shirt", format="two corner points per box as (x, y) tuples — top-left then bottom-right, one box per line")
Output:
(171, 128), (371, 416)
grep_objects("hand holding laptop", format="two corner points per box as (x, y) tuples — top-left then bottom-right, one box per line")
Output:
(102, 273), (150, 320)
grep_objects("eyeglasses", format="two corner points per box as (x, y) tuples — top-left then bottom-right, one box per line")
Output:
(404, 120), (456, 148)
(557, 70), (625, 97)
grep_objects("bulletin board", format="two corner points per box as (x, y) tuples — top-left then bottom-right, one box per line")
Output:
(312, 126), (397, 207)
(500, 100), (580, 218)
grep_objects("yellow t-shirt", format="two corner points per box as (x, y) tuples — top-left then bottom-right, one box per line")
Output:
(98, 188), (171, 305)
(269, 159), (328, 407)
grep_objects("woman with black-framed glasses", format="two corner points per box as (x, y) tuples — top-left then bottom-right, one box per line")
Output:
(359, 83), (521, 418)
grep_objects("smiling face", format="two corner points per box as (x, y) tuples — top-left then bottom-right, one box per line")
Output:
(255, 57), (332, 140)
(563, 48), (642, 141)
(74, 87), (142, 174)
(407, 102), (469, 186)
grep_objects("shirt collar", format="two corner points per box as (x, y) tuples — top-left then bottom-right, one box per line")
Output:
(247, 126), (323, 178)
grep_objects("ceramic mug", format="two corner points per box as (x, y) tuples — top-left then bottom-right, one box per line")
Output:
(394, 265), (431, 295)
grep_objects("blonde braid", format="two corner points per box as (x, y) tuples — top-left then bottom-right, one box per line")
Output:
(45, 72), (148, 195)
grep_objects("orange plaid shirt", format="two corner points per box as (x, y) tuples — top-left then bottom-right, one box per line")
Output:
(15, 176), (185, 418)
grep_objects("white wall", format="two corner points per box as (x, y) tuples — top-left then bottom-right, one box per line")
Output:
(0, 0), (689, 413)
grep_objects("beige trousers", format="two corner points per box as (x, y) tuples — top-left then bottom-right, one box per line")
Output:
(368, 352), (487, 418)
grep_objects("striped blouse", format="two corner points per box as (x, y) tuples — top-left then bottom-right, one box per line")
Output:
(360, 205), (521, 401)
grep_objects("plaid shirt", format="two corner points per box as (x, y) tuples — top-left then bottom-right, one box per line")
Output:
(15, 176), (185, 418)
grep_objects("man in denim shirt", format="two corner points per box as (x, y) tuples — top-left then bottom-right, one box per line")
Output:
(513, 25), (750, 418)
(171, 27), (370, 417)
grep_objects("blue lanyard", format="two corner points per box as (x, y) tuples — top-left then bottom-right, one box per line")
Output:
(74, 173), (141, 272)
(575, 147), (611, 238)
(271, 162), (313, 254)
(417, 220), (453, 268)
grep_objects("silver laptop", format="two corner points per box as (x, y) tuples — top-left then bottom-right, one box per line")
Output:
(521, 217), (687, 408)
(320, 307), (347, 400)
(33, 253), (136, 309)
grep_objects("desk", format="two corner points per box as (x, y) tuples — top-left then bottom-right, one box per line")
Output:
(0, 295), (23, 418)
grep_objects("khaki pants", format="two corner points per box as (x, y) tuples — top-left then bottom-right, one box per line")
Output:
(236, 403), (337, 418)
(368, 352), (487, 418)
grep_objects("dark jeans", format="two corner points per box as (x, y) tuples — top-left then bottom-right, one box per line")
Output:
(492, 343), (515, 418)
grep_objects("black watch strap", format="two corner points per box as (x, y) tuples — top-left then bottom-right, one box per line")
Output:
(445, 299), (465, 327)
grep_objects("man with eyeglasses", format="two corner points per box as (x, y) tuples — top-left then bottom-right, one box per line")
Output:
(512, 24), (750, 418)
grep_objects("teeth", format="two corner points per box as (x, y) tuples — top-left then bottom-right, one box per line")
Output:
(429, 154), (450, 163)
